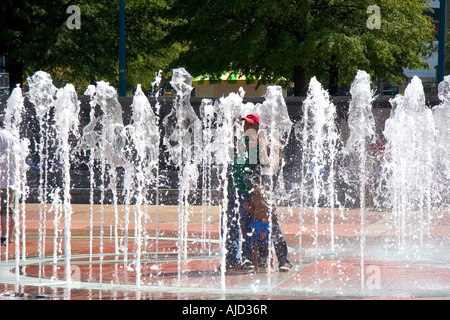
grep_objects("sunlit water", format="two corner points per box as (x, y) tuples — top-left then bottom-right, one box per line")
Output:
(0, 69), (448, 298)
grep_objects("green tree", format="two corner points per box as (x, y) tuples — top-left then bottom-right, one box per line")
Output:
(163, 0), (436, 95)
(0, 0), (71, 92)
(47, 1), (119, 90)
(122, 0), (187, 91)
(1, 0), (183, 93)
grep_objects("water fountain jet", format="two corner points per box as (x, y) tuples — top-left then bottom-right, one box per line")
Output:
(0, 68), (448, 299)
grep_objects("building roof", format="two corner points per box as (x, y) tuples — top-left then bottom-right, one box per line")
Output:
(192, 71), (257, 85)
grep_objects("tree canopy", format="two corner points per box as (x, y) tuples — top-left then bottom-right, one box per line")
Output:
(163, 0), (437, 95)
(1, 0), (437, 95)
(0, 0), (183, 93)
(1, 0), (69, 91)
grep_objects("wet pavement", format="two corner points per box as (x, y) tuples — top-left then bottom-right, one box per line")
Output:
(1, 203), (449, 300)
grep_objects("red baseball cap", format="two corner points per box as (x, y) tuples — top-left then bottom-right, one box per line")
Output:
(241, 113), (260, 124)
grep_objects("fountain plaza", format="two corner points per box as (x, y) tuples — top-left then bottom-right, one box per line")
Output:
(0, 69), (448, 300)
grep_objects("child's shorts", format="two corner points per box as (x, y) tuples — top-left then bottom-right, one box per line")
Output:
(251, 219), (271, 247)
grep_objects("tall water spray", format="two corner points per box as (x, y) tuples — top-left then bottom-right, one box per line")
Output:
(81, 84), (99, 262)
(2, 67), (449, 298)
(123, 84), (160, 287)
(345, 70), (376, 292)
(53, 83), (80, 284)
(26, 71), (80, 283)
(383, 76), (437, 254)
(434, 76), (450, 212)
(211, 90), (245, 290)
(254, 86), (293, 288)
(257, 86), (292, 189)
(151, 70), (163, 258)
(199, 98), (216, 255)
(81, 80), (126, 282)
(163, 68), (201, 284)
(3, 85), (30, 280)
(295, 77), (340, 255)
(27, 71), (58, 281)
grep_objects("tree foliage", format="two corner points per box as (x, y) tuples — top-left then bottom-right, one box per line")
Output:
(163, 0), (437, 95)
(0, 0), (70, 91)
(0, 0), (183, 93)
(1, 1), (437, 95)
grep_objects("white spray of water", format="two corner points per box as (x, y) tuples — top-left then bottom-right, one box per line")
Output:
(49, 186), (62, 272)
(346, 71), (376, 152)
(295, 77), (340, 257)
(434, 76), (450, 212)
(4, 85), (30, 280)
(383, 76), (437, 254)
(212, 91), (244, 290)
(163, 68), (201, 285)
(151, 70), (163, 258)
(257, 86), (292, 176)
(199, 98), (215, 254)
(346, 70), (376, 293)
(6, 67), (449, 295)
(54, 83), (80, 284)
(81, 84), (99, 263)
(256, 85), (293, 288)
(25, 71), (80, 285)
(27, 71), (57, 282)
(124, 83), (160, 287)
(81, 80), (126, 283)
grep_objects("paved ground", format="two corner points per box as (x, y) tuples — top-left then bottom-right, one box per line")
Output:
(0, 203), (449, 300)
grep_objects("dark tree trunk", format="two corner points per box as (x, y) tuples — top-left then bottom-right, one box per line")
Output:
(328, 57), (338, 95)
(7, 59), (24, 93)
(293, 65), (307, 96)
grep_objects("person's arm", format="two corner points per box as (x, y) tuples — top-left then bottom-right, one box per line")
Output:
(243, 201), (254, 220)
(243, 201), (251, 213)
(217, 164), (224, 203)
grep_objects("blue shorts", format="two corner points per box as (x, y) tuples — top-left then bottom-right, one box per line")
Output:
(251, 219), (271, 247)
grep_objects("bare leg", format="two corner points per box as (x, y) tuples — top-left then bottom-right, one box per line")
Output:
(1, 215), (14, 243)
(252, 247), (259, 272)
(1, 189), (15, 243)
(262, 247), (272, 272)
(8, 215), (14, 242)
